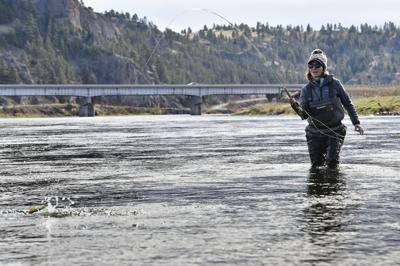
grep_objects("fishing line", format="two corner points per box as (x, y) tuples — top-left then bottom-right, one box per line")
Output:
(143, 8), (282, 83)
(200, 8), (282, 83)
(145, 9), (192, 68)
(143, 7), (351, 138)
(301, 108), (347, 140)
(199, 12), (359, 138)
(285, 88), (346, 140)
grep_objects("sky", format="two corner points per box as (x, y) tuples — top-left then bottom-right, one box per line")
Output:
(83, 0), (400, 32)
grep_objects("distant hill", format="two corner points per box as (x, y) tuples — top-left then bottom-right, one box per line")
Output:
(0, 0), (399, 108)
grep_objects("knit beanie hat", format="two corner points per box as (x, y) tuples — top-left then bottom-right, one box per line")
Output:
(307, 49), (327, 69)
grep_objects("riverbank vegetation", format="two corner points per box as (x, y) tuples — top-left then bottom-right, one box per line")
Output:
(0, 103), (190, 118)
(233, 96), (400, 116)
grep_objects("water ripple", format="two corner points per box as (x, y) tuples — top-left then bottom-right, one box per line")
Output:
(0, 116), (399, 265)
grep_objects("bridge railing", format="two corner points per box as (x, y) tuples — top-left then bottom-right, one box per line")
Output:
(0, 84), (303, 97)
(0, 84), (303, 116)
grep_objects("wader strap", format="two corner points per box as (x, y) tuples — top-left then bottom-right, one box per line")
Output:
(306, 83), (313, 102)
(328, 82), (335, 98)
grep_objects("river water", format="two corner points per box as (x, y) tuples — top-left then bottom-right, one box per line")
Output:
(0, 115), (399, 265)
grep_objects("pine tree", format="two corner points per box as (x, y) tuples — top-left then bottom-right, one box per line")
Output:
(82, 65), (97, 84)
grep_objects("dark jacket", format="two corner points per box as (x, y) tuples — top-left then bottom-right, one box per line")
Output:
(298, 75), (360, 127)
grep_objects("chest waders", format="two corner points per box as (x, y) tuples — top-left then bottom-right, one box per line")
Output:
(306, 82), (345, 129)
(305, 82), (346, 169)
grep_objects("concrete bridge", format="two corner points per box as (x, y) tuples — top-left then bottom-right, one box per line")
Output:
(0, 84), (303, 116)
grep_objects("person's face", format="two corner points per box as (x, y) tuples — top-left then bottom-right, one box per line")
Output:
(308, 61), (324, 79)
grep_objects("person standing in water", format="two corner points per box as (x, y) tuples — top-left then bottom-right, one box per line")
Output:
(289, 49), (364, 169)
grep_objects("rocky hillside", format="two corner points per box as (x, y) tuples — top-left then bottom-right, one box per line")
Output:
(0, 0), (400, 108)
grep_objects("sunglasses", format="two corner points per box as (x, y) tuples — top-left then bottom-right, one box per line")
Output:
(308, 62), (323, 69)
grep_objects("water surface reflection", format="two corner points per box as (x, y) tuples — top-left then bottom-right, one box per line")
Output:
(300, 169), (350, 264)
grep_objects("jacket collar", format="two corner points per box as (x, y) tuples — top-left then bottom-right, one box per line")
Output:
(310, 74), (333, 87)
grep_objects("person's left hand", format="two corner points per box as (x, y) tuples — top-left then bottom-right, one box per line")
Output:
(355, 124), (364, 135)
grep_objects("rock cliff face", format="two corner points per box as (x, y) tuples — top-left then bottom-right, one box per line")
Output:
(32, 0), (120, 39)
(89, 54), (146, 84)
(81, 9), (121, 40)
(33, 0), (81, 29)
(0, 0), (147, 85)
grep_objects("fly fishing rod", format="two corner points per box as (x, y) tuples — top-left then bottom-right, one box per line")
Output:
(283, 87), (302, 115)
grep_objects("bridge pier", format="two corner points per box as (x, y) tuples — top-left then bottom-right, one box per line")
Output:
(190, 96), (202, 115)
(78, 97), (95, 117)
(266, 94), (276, 102)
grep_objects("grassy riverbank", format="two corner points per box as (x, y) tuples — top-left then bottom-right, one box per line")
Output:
(0, 104), (191, 118)
(0, 104), (75, 118)
(353, 96), (400, 115)
(234, 96), (400, 115)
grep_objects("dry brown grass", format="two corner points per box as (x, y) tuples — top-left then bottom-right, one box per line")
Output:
(346, 85), (400, 98)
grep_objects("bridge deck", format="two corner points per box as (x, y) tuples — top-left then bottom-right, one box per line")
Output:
(0, 84), (303, 97)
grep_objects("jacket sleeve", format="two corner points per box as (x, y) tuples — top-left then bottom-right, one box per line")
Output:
(297, 85), (309, 120)
(335, 79), (360, 125)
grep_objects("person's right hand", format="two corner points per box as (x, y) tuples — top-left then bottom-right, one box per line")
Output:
(355, 124), (364, 135)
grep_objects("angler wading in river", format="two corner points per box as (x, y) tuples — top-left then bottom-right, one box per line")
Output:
(288, 49), (364, 169)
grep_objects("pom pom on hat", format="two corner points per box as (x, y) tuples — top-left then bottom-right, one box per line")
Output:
(307, 49), (328, 69)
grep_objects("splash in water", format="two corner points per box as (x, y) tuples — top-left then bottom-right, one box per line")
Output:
(28, 196), (75, 218)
